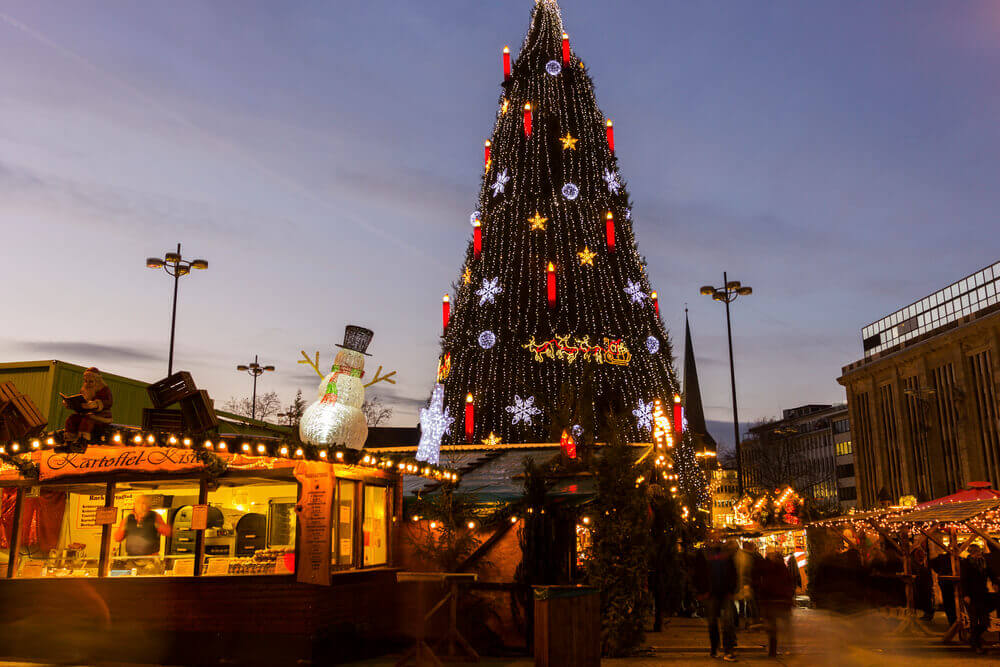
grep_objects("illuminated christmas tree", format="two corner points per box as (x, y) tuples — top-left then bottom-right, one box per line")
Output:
(431, 0), (692, 462)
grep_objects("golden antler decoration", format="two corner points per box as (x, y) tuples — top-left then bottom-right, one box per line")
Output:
(298, 350), (323, 378)
(364, 365), (397, 388)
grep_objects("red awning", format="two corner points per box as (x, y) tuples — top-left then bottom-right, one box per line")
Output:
(916, 481), (1000, 509)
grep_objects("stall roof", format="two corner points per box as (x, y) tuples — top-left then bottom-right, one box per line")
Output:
(807, 507), (914, 528)
(916, 482), (1000, 509)
(887, 498), (1000, 524)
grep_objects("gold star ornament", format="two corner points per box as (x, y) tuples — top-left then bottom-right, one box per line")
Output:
(559, 132), (578, 150)
(463, 267), (472, 285)
(528, 211), (548, 231)
(482, 432), (503, 447)
(578, 246), (597, 266)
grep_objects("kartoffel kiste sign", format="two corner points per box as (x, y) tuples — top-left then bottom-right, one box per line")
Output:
(39, 446), (205, 480)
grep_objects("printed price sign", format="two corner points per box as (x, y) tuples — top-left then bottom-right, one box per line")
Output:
(191, 504), (209, 531)
(94, 506), (118, 525)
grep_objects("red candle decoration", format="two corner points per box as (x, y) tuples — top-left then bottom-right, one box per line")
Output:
(503, 46), (511, 81)
(473, 220), (482, 259)
(651, 291), (660, 317)
(560, 429), (577, 459)
(546, 262), (556, 308)
(442, 294), (451, 333)
(673, 393), (684, 435)
(483, 140), (491, 169)
(465, 393), (475, 442)
(606, 119), (615, 152)
(605, 211), (616, 252)
(562, 32), (570, 65)
(523, 103), (532, 137)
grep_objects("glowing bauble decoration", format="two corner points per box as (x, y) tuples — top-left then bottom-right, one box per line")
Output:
(476, 277), (503, 305)
(633, 399), (653, 433)
(646, 336), (660, 354)
(572, 424), (583, 438)
(545, 60), (562, 76)
(416, 383), (453, 465)
(505, 395), (541, 425)
(299, 326), (373, 450)
(478, 330), (496, 349)
(562, 183), (579, 200)
(491, 169), (510, 197)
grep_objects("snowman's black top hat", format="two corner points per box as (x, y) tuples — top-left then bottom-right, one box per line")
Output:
(335, 325), (374, 356)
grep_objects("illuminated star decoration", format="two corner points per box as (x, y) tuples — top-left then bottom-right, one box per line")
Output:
(559, 132), (578, 150)
(463, 267), (472, 285)
(476, 277), (503, 305)
(528, 211), (548, 231)
(578, 246), (597, 266)
(633, 399), (654, 433)
(505, 395), (542, 425)
(482, 431), (503, 448)
(603, 168), (620, 194)
(624, 281), (647, 304)
(501, 99), (509, 114)
(491, 169), (510, 197)
(416, 383), (454, 465)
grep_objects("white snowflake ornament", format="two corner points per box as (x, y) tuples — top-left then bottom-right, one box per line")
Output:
(603, 168), (620, 194)
(491, 169), (510, 197)
(625, 281), (647, 304)
(476, 277), (503, 305)
(633, 399), (653, 433)
(506, 395), (542, 425)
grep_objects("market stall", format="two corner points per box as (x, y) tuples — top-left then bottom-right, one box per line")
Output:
(0, 433), (458, 664)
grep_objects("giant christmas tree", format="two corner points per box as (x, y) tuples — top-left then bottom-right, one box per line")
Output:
(433, 0), (684, 451)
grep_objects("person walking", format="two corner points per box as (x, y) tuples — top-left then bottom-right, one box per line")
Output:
(913, 548), (934, 621)
(695, 534), (739, 661)
(929, 542), (957, 626)
(734, 541), (762, 629)
(960, 543), (994, 654)
(754, 546), (796, 657)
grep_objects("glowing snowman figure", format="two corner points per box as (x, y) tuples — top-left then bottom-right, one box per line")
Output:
(299, 326), (374, 449)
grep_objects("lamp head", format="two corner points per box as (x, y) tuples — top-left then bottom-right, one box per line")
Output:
(164, 252), (181, 264)
(191, 259), (208, 270)
(237, 365), (249, 372)
(737, 286), (753, 296)
(264, 365), (275, 372)
(725, 280), (742, 291)
(699, 285), (715, 296)
(146, 257), (165, 269)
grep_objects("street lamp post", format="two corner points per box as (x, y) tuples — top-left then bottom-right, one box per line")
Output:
(237, 355), (275, 421)
(700, 272), (753, 495)
(146, 243), (209, 376)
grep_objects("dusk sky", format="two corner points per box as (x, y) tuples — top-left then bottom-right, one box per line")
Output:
(3, 1), (999, 449)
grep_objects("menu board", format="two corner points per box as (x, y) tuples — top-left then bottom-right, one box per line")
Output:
(293, 461), (333, 586)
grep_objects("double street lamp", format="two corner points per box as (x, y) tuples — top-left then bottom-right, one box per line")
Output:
(146, 243), (208, 376)
(700, 272), (752, 495)
(237, 355), (275, 421)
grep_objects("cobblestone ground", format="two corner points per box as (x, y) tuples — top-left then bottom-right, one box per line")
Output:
(346, 608), (998, 666)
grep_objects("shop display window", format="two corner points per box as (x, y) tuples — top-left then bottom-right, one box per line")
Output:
(109, 480), (200, 577)
(202, 477), (298, 576)
(363, 485), (388, 567)
(15, 483), (106, 578)
(333, 479), (357, 569)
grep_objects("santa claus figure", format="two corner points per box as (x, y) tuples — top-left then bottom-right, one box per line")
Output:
(63, 367), (113, 447)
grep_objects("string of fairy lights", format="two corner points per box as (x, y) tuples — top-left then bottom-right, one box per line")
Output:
(0, 430), (459, 483)
(434, 0), (694, 471)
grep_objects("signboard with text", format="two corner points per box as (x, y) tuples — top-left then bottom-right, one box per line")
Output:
(294, 461), (333, 586)
(39, 446), (205, 481)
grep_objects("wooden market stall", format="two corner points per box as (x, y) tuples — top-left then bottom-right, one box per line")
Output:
(0, 434), (457, 665)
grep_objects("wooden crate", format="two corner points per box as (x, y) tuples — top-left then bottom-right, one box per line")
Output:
(533, 586), (600, 667)
(179, 390), (218, 433)
(147, 372), (198, 409)
(142, 408), (186, 432)
(0, 383), (47, 440)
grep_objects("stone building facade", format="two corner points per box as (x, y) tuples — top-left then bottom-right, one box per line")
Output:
(839, 262), (1000, 508)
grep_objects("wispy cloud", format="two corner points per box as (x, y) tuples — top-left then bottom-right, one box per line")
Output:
(13, 340), (162, 363)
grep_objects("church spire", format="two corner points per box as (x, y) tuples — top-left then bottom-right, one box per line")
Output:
(684, 310), (717, 459)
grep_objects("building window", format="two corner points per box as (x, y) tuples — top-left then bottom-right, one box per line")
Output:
(15, 484), (105, 578)
(837, 463), (855, 479)
(838, 486), (857, 501)
(203, 477), (298, 576)
(363, 485), (388, 567)
(333, 479), (357, 570)
(835, 440), (853, 456)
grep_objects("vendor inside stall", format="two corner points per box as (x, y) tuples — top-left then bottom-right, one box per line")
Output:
(113, 494), (171, 559)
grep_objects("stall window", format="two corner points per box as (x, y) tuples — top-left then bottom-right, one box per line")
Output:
(110, 480), (200, 577)
(333, 479), (357, 569)
(363, 485), (388, 567)
(16, 484), (105, 578)
(203, 477), (297, 576)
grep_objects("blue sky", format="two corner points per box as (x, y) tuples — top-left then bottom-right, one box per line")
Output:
(2, 1), (999, 449)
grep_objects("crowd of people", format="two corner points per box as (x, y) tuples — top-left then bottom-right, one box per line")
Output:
(693, 534), (800, 661)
